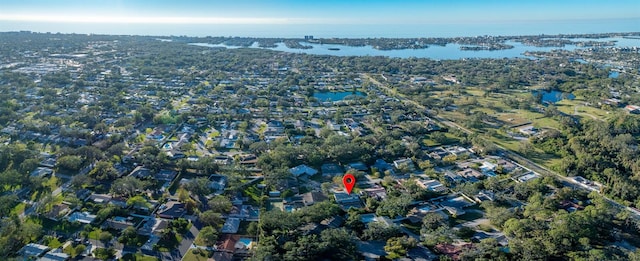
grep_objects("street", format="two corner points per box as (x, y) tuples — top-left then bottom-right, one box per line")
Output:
(365, 72), (640, 221)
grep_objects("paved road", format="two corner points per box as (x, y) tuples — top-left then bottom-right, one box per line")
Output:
(364, 72), (640, 220)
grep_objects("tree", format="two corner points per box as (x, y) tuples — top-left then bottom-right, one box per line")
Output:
(64, 244), (86, 258)
(112, 176), (148, 198)
(362, 221), (402, 241)
(118, 227), (140, 246)
(99, 231), (113, 244)
(518, 141), (536, 157)
(283, 234), (323, 260)
(70, 174), (93, 189)
(319, 228), (358, 260)
(208, 195), (232, 213)
(199, 210), (223, 227)
(183, 177), (212, 197)
(385, 236), (418, 259)
(94, 247), (115, 260)
(459, 238), (508, 261)
(198, 226), (219, 246)
(376, 194), (412, 218)
(89, 161), (118, 181)
(57, 155), (83, 171)
(296, 201), (341, 223)
(456, 226), (476, 239)
(169, 218), (191, 234)
(422, 212), (448, 231)
(126, 195), (151, 209)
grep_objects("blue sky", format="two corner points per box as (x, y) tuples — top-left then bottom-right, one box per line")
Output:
(1, 0), (639, 24)
(0, 0), (638, 37)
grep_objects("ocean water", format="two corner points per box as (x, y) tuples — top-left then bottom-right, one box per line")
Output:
(0, 18), (638, 38)
(190, 37), (640, 59)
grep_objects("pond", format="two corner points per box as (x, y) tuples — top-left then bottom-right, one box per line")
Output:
(313, 91), (366, 102)
(609, 71), (620, 78)
(533, 90), (576, 104)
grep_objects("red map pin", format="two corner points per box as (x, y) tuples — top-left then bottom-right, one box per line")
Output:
(343, 173), (356, 194)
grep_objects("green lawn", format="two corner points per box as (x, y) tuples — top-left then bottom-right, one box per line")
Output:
(401, 220), (422, 235)
(244, 186), (263, 203)
(88, 229), (103, 240)
(237, 221), (257, 235)
(10, 202), (27, 216)
(532, 117), (561, 130)
(155, 233), (181, 252)
(45, 176), (60, 192)
(182, 249), (212, 261)
(488, 135), (521, 152)
(457, 211), (484, 222)
(120, 253), (160, 261)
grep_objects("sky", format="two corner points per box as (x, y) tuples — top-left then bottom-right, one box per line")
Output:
(0, 0), (638, 37)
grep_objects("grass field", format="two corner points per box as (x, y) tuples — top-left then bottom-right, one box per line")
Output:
(11, 202), (27, 216)
(121, 253), (159, 261)
(182, 249), (212, 261)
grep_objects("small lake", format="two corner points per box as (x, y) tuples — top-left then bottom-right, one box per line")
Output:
(609, 71), (620, 78)
(313, 91), (366, 101)
(190, 37), (640, 60)
(533, 90), (576, 104)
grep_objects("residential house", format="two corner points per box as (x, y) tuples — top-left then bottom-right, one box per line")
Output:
(457, 168), (484, 180)
(559, 200), (585, 213)
(496, 159), (517, 173)
(20, 243), (49, 258)
(157, 200), (186, 219)
(347, 162), (368, 172)
(301, 192), (328, 206)
(39, 157), (57, 168)
(321, 216), (344, 229)
(67, 211), (96, 224)
(129, 166), (152, 179)
(215, 235), (253, 257)
(321, 163), (344, 177)
(625, 105), (640, 114)
(518, 125), (538, 136)
(238, 154), (258, 167)
(268, 191), (281, 198)
(445, 146), (469, 156)
(372, 159), (395, 175)
(228, 204), (259, 221)
(214, 155), (233, 165)
(45, 203), (71, 221)
(156, 169), (177, 182)
(138, 218), (169, 236)
(428, 147), (450, 160)
(393, 158), (415, 172)
(479, 161), (497, 177)
(103, 216), (135, 231)
(435, 243), (474, 261)
(209, 174), (228, 193)
(516, 172), (540, 183)
(474, 191), (495, 203)
(334, 192), (362, 209)
(87, 193), (112, 204)
(30, 167), (53, 177)
(221, 218), (241, 234)
(416, 179), (447, 193)
(289, 164), (319, 178)
(39, 250), (70, 261)
(363, 186), (387, 200)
